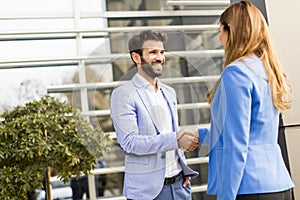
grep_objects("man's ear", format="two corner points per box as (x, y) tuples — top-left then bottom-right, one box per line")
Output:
(131, 52), (141, 65)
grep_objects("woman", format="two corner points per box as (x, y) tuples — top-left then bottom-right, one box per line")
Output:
(198, 1), (294, 199)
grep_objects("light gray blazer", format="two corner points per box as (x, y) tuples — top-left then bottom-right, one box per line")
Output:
(110, 74), (198, 199)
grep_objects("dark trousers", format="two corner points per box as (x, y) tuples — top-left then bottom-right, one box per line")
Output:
(71, 176), (99, 200)
(236, 189), (291, 200)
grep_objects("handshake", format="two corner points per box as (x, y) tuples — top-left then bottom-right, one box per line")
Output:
(176, 129), (199, 152)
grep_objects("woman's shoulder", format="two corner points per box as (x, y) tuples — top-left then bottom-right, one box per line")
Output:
(224, 55), (263, 76)
(223, 61), (249, 77)
(221, 59), (255, 87)
(227, 55), (267, 81)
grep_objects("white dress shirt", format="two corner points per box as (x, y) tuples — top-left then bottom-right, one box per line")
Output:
(136, 74), (182, 178)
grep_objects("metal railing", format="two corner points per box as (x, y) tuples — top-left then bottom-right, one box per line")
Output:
(0, 24), (219, 37)
(0, 10), (224, 20)
(166, 0), (230, 6)
(47, 75), (220, 93)
(0, 49), (223, 69)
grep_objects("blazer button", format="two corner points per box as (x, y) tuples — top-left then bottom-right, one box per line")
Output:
(161, 155), (165, 159)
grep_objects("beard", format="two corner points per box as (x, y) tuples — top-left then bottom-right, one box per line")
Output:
(141, 57), (163, 78)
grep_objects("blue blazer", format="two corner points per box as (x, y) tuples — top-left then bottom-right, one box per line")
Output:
(110, 74), (198, 200)
(198, 55), (294, 200)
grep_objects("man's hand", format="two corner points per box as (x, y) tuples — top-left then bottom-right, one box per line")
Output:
(176, 129), (199, 152)
(182, 177), (190, 188)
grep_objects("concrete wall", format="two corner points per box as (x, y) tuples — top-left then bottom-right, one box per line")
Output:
(266, 1), (300, 199)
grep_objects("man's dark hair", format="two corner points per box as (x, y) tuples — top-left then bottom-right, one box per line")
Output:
(128, 30), (167, 56)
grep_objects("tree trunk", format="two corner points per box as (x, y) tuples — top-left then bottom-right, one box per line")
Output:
(45, 167), (52, 200)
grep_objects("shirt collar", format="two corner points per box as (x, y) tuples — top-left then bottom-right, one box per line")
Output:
(136, 73), (161, 92)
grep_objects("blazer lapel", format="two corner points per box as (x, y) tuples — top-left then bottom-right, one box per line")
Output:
(132, 74), (161, 134)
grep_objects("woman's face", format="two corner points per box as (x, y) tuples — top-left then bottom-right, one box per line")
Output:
(218, 23), (229, 48)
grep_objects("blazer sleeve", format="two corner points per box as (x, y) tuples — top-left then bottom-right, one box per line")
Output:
(110, 86), (179, 156)
(218, 65), (252, 200)
(198, 127), (210, 145)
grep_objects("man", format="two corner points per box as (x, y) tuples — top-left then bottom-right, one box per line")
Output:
(110, 30), (198, 200)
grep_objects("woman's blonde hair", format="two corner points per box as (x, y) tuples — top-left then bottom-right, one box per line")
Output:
(206, 1), (291, 110)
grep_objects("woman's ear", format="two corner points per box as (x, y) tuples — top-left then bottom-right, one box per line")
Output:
(132, 52), (141, 65)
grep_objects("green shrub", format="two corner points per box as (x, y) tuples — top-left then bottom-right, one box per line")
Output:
(0, 95), (111, 199)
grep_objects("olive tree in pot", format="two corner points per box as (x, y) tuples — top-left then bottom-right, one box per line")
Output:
(0, 95), (111, 199)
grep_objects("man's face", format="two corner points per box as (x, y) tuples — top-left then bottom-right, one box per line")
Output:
(140, 40), (165, 78)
